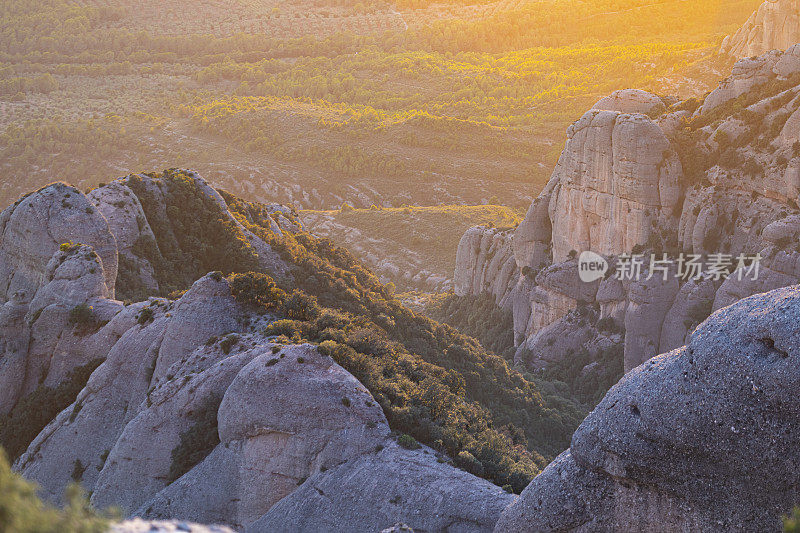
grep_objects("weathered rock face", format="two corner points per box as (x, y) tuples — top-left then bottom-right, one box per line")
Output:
(495, 286), (800, 532)
(721, 0), (800, 59)
(455, 47), (800, 374)
(251, 442), (516, 533)
(0, 242), (119, 415)
(700, 49), (793, 114)
(88, 180), (160, 295)
(548, 110), (683, 262)
(134, 344), (390, 529)
(2, 170), (515, 533)
(0, 169), (297, 414)
(0, 182), (118, 303)
(454, 226), (518, 303)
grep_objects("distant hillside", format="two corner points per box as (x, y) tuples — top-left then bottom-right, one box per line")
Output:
(301, 204), (521, 291)
(1, 0), (761, 210)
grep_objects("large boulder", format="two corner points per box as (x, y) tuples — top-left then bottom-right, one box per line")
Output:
(135, 344), (389, 529)
(495, 286), (800, 532)
(250, 442), (516, 533)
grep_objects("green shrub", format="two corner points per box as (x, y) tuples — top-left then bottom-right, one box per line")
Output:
(167, 394), (222, 484)
(265, 319), (303, 339)
(229, 272), (286, 311)
(397, 434), (420, 450)
(219, 334), (239, 355)
(784, 507), (800, 532)
(538, 343), (624, 406)
(455, 450), (484, 477)
(137, 307), (154, 325)
(0, 448), (112, 533)
(596, 316), (623, 334)
(68, 304), (102, 336)
(281, 290), (322, 321)
(70, 459), (85, 482)
(0, 359), (103, 461)
(427, 293), (516, 361)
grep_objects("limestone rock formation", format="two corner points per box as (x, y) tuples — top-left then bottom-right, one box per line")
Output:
(548, 110), (683, 262)
(0, 241), (119, 414)
(454, 226), (517, 303)
(721, 0), (800, 59)
(495, 286), (800, 532)
(0, 182), (118, 303)
(0, 170), (515, 533)
(88, 180), (160, 295)
(134, 344), (390, 529)
(701, 49), (792, 113)
(250, 442), (516, 533)
(455, 47), (800, 374)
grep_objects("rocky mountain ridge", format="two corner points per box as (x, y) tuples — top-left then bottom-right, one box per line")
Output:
(456, 47), (800, 375)
(0, 170), (548, 532)
(2, 166), (800, 531)
(721, 0), (800, 59)
(6, 40), (800, 533)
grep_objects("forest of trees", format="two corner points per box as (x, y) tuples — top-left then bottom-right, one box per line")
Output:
(0, 0), (762, 209)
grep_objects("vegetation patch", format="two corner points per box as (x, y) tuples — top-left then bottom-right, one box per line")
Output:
(0, 448), (112, 533)
(68, 304), (104, 337)
(0, 359), (103, 462)
(117, 169), (261, 301)
(536, 345), (625, 407)
(230, 272), (286, 312)
(427, 293), (516, 361)
(167, 394), (223, 484)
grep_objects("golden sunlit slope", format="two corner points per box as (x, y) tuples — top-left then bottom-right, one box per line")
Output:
(0, 0), (761, 210)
